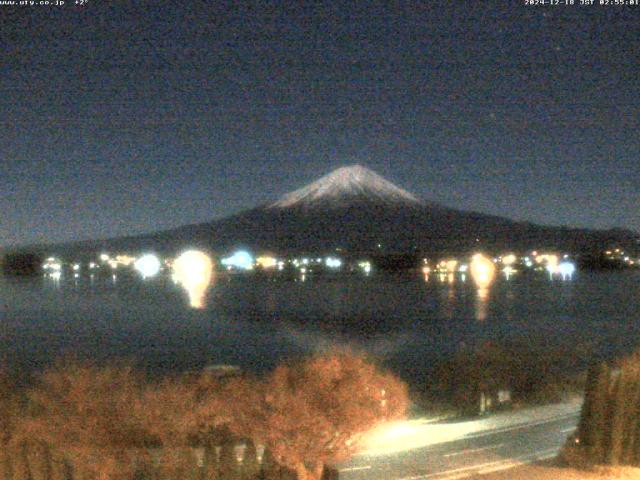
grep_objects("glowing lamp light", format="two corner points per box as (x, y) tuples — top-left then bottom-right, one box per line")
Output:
(445, 260), (458, 274)
(43, 258), (62, 273)
(221, 250), (254, 270)
(502, 266), (515, 279)
(470, 253), (496, 290)
(558, 261), (576, 280)
(173, 250), (214, 309)
(134, 254), (161, 279)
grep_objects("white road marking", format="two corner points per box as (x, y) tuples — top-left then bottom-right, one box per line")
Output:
(462, 412), (579, 441)
(443, 443), (504, 458)
(339, 465), (372, 472)
(560, 427), (576, 433)
(397, 447), (559, 480)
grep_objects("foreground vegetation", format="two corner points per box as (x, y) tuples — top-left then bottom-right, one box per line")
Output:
(563, 348), (640, 469)
(414, 339), (588, 417)
(0, 351), (408, 480)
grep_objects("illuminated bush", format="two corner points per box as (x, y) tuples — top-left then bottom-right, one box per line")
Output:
(235, 350), (409, 480)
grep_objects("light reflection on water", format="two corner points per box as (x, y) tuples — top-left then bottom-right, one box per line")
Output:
(1, 271), (639, 384)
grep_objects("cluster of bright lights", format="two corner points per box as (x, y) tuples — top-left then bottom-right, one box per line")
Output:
(325, 257), (342, 269)
(358, 261), (372, 274)
(256, 256), (277, 269)
(501, 254), (517, 266)
(604, 248), (638, 266)
(115, 255), (135, 266)
(221, 250), (254, 270)
(134, 254), (161, 278)
(172, 250), (214, 308)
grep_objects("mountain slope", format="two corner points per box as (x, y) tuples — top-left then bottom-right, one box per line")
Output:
(20, 165), (639, 257)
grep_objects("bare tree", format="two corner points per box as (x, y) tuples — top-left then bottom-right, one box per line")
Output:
(236, 351), (409, 480)
(20, 361), (153, 480)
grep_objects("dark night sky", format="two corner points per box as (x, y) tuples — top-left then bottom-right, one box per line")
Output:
(1, 1), (639, 247)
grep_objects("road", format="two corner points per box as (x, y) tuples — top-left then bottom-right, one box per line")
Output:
(338, 401), (581, 480)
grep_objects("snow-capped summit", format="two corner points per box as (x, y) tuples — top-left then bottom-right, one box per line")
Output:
(270, 165), (422, 209)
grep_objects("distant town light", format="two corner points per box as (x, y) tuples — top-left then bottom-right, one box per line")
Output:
(358, 261), (372, 274)
(115, 255), (135, 266)
(470, 253), (496, 290)
(99, 253), (110, 262)
(256, 256), (277, 269)
(502, 254), (517, 266)
(502, 266), (515, 279)
(221, 250), (254, 270)
(134, 254), (161, 279)
(173, 250), (214, 309)
(325, 257), (342, 269)
(558, 261), (576, 280)
(43, 257), (62, 273)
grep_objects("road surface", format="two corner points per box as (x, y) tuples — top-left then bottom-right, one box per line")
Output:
(338, 401), (581, 480)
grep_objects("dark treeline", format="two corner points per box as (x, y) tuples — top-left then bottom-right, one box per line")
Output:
(0, 352), (408, 480)
(415, 339), (589, 416)
(0, 252), (43, 277)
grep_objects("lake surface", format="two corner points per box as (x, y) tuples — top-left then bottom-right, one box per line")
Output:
(1, 270), (639, 385)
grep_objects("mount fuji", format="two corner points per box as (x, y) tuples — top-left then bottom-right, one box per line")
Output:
(28, 165), (639, 257)
(269, 165), (421, 209)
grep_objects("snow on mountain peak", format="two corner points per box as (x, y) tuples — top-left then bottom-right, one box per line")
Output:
(270, 165), (422, 208)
